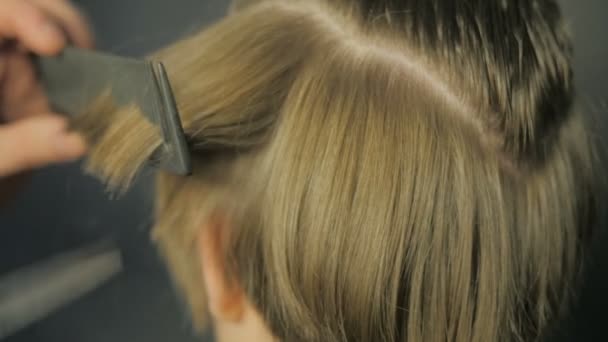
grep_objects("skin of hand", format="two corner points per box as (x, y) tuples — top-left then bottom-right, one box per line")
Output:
(0, 0), (92, 204)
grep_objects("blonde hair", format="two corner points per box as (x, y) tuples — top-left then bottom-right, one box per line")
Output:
(75, 0), (598, 341)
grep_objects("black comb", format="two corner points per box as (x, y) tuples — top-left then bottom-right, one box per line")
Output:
(34, 47), (191, 175)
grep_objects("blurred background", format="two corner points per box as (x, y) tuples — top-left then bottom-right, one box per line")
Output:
(0, 1), (606, 341)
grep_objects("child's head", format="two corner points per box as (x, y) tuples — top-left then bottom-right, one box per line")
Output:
(78, 1), (597, 341)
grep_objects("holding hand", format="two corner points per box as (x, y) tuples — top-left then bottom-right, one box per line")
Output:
(0, 0), (93, 177)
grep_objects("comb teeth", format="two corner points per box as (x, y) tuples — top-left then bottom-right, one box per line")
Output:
(34, 47), (192, 176)
(149, 62), (192, 175)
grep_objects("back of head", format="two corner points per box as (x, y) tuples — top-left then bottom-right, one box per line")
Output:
(77, 0), (598, 341)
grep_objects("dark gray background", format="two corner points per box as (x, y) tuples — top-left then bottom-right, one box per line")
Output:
(1, 1), (606, 341)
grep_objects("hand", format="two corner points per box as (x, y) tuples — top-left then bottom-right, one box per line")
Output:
(0, 0), (93, 178)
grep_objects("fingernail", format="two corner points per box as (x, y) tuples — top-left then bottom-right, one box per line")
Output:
(39, 20), (63, 41)
(55, 133), (87, 160)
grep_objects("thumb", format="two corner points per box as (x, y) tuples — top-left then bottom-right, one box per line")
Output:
(0, 115), (87, 177)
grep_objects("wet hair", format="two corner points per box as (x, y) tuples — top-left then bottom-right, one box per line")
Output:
(75, 0), (598, 341)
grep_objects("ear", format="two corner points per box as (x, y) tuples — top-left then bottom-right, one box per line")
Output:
(197, 214), (245, 323)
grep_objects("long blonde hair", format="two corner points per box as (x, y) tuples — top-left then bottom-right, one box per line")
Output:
(75, 0), (598, 341)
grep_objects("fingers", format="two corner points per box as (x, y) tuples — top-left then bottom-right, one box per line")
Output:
(0, 115), (87, 177)
(1, 53), (50, 121)
(0, 0), (93, 55)
(0, 0), (66, 55)
(31, 0), (94, 48)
